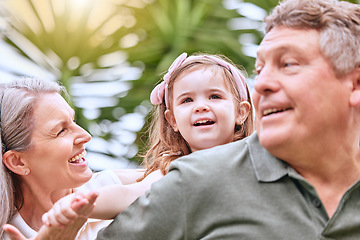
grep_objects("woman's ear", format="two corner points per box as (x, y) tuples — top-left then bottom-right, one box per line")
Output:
(236, 101), (251, 125)
(2, 150), (29, 176)
(164, 109), (179, 132)
(350, 68), (360, 107)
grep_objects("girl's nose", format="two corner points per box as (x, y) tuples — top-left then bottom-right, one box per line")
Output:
(194, 100), (210, 113)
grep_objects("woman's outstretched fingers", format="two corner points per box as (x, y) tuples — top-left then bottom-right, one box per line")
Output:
(3, 224), (29, 240)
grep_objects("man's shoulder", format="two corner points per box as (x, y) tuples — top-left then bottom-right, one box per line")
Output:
(169, 134), (255, 174)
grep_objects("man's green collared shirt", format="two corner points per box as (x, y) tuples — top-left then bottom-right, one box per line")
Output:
(97, 132), (360, 240)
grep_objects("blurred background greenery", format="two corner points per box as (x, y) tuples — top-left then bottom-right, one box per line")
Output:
(0, 0), (357, 170)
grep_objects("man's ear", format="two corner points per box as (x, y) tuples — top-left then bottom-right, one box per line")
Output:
(164, 109), (179, 132)
(350, 67), (360, 107)
(236, 101), (251, 125)
(2, 150), (29, 175)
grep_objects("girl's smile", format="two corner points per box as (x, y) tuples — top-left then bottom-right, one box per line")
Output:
(165, 66), (244, 152)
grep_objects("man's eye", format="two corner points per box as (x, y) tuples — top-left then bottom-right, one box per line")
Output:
(283, 60), (299, 68)
(253, 66), (262, 75)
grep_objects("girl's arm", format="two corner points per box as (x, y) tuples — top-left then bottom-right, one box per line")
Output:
(112, 168), (146, 185)
(90, 169), (163, 219)
(42, 169), (163, 227)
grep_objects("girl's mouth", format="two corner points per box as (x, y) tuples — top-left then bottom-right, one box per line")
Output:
(194, 119), (215, 126)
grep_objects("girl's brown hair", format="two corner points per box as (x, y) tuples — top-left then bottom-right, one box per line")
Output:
(139, 54), (254, 181)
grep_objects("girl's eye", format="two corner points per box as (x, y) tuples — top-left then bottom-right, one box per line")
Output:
(210, 94), (221, 100)
(181, 98), (193, 104)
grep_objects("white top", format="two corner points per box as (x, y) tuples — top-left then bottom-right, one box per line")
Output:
(6, 170), (122, 240)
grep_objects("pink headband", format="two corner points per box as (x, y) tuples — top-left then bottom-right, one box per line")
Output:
(150, 52), (248, 107)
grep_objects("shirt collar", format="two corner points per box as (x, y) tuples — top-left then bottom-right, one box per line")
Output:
(246, 132), (289, 182)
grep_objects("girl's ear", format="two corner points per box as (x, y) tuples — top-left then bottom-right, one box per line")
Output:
(350, 67), (360, 107)
(236, 101), (251, 125)
(164, 109), (179, 132)
(2, 150), (29, 176)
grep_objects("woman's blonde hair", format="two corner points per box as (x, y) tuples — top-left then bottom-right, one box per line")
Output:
(0, 77), (65, 239)
(139, 53), (254, 180)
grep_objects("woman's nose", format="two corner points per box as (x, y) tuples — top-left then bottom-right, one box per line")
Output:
(73, 124), (91, 145)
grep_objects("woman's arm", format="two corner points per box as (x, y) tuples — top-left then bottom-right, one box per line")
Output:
(3, 192), (98, 240)
(4, 215), (86, 240)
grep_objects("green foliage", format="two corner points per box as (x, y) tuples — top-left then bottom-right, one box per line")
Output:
(1, 0), (358, 168)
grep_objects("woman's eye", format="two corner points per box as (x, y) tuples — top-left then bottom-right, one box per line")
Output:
(210, 94), (221, 100)
(57, 128), (66, 136)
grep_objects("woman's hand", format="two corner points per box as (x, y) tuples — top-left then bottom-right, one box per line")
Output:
(2, 224), (30, 240)
(3, 191), (98, 240)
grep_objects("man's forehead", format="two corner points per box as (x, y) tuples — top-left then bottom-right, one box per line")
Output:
(256, 27), (320, 60)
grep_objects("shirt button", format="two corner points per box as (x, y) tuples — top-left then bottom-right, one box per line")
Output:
(312, 198), (321, 208)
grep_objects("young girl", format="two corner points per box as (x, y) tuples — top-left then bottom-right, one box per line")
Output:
(39, 52), (254, 233)
(139, 52), (254, 180)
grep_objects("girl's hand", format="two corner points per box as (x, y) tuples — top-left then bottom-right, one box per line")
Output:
(42, 191), (98, 229)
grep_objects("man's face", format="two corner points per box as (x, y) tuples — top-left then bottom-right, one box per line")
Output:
(253, 27), (352, 161)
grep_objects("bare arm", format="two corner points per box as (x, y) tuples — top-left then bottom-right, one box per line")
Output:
(90, 169), (164, 219)
(3, 192), (98, 240)
(112, 168), (146, 185)
(41, 169), (163, 228)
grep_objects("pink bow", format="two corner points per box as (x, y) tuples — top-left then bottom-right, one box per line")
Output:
(150, 53), (187, 106)
(203, 55), (248, 102)
(150, 52), (248, 107)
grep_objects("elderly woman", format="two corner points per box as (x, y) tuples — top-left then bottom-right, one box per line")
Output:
(0, 78), (146, 239)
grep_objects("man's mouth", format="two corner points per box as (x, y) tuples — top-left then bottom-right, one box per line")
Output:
(194, 119), (215, 126)
(263, 108), (291, 116)
(69, 150), (86, 163)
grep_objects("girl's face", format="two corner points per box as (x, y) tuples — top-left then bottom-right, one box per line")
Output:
(18, 93), (92, 194)
(165, 66), (250, 152)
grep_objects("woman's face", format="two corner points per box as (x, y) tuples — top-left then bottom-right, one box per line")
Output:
(19, 93), (92, 192)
